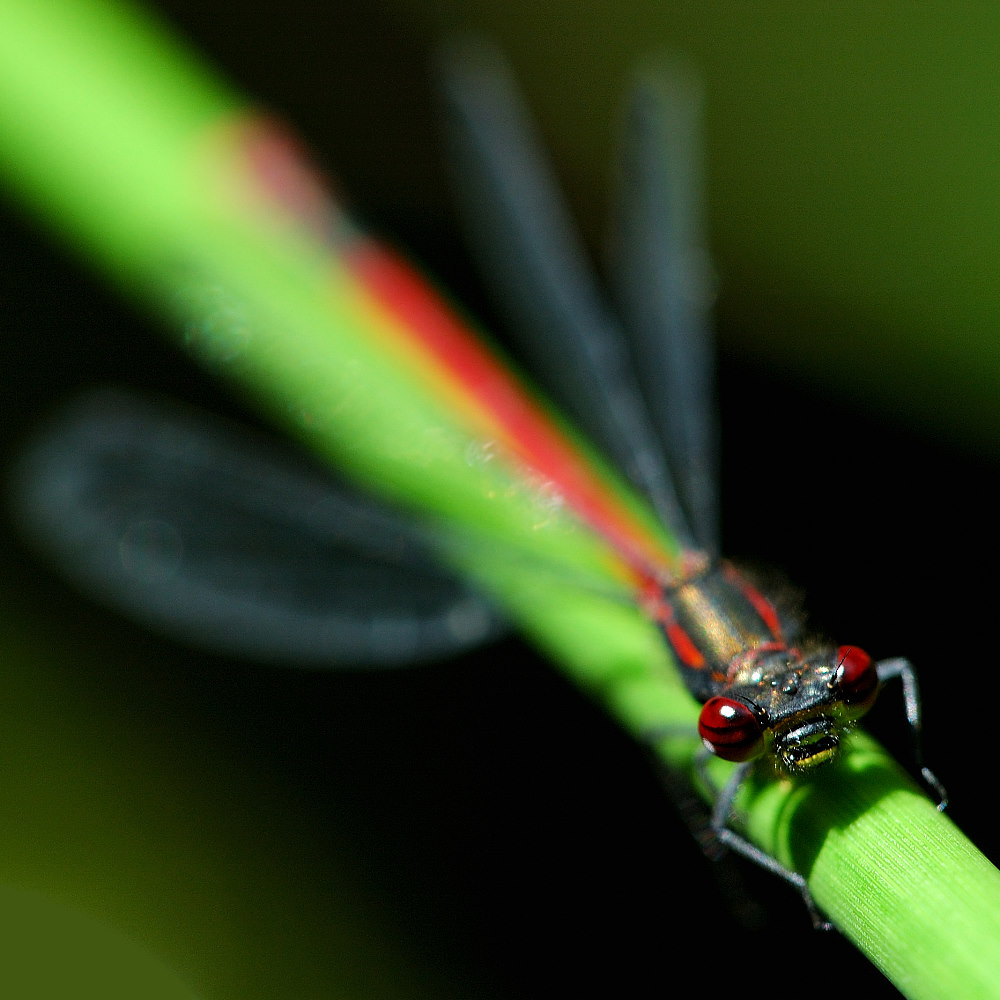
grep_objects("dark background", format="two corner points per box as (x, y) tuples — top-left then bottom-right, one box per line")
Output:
(1, 3), (995, 997)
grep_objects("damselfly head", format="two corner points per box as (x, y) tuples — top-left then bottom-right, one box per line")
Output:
(774, 717), (840, 771)
(697, 644), (881, 772)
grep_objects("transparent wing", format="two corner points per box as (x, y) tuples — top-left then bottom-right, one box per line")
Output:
(435, 38), (696, 549)
(607, 60), (719, 554)
(7, 388), (505, 667)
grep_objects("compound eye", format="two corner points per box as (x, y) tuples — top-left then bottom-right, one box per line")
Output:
(698, 697), (764, 762)
(833, 645), (879, 715)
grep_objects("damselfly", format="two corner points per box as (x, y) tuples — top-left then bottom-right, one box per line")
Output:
(7, 39), (944, 925)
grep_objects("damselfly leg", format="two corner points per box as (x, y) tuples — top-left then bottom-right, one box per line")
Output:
(702, 756), (833, 931)
(875, 657), (947, 808)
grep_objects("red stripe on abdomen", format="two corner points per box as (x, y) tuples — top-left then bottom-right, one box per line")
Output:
(348, 241), (682, 579)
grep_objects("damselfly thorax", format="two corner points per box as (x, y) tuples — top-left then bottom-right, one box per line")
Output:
(643, 560), (880, 772)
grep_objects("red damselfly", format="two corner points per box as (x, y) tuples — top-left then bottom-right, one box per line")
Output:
(7, 39), (945, 928)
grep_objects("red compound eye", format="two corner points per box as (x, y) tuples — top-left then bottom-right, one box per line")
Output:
(698, 697), (764, 762)
(833, 645), (879, 714)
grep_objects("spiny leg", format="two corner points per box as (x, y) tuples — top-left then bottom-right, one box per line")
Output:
(875, 657), (948, 809)
(646, 723), (831, 929)
(705, 756), (832, 930)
